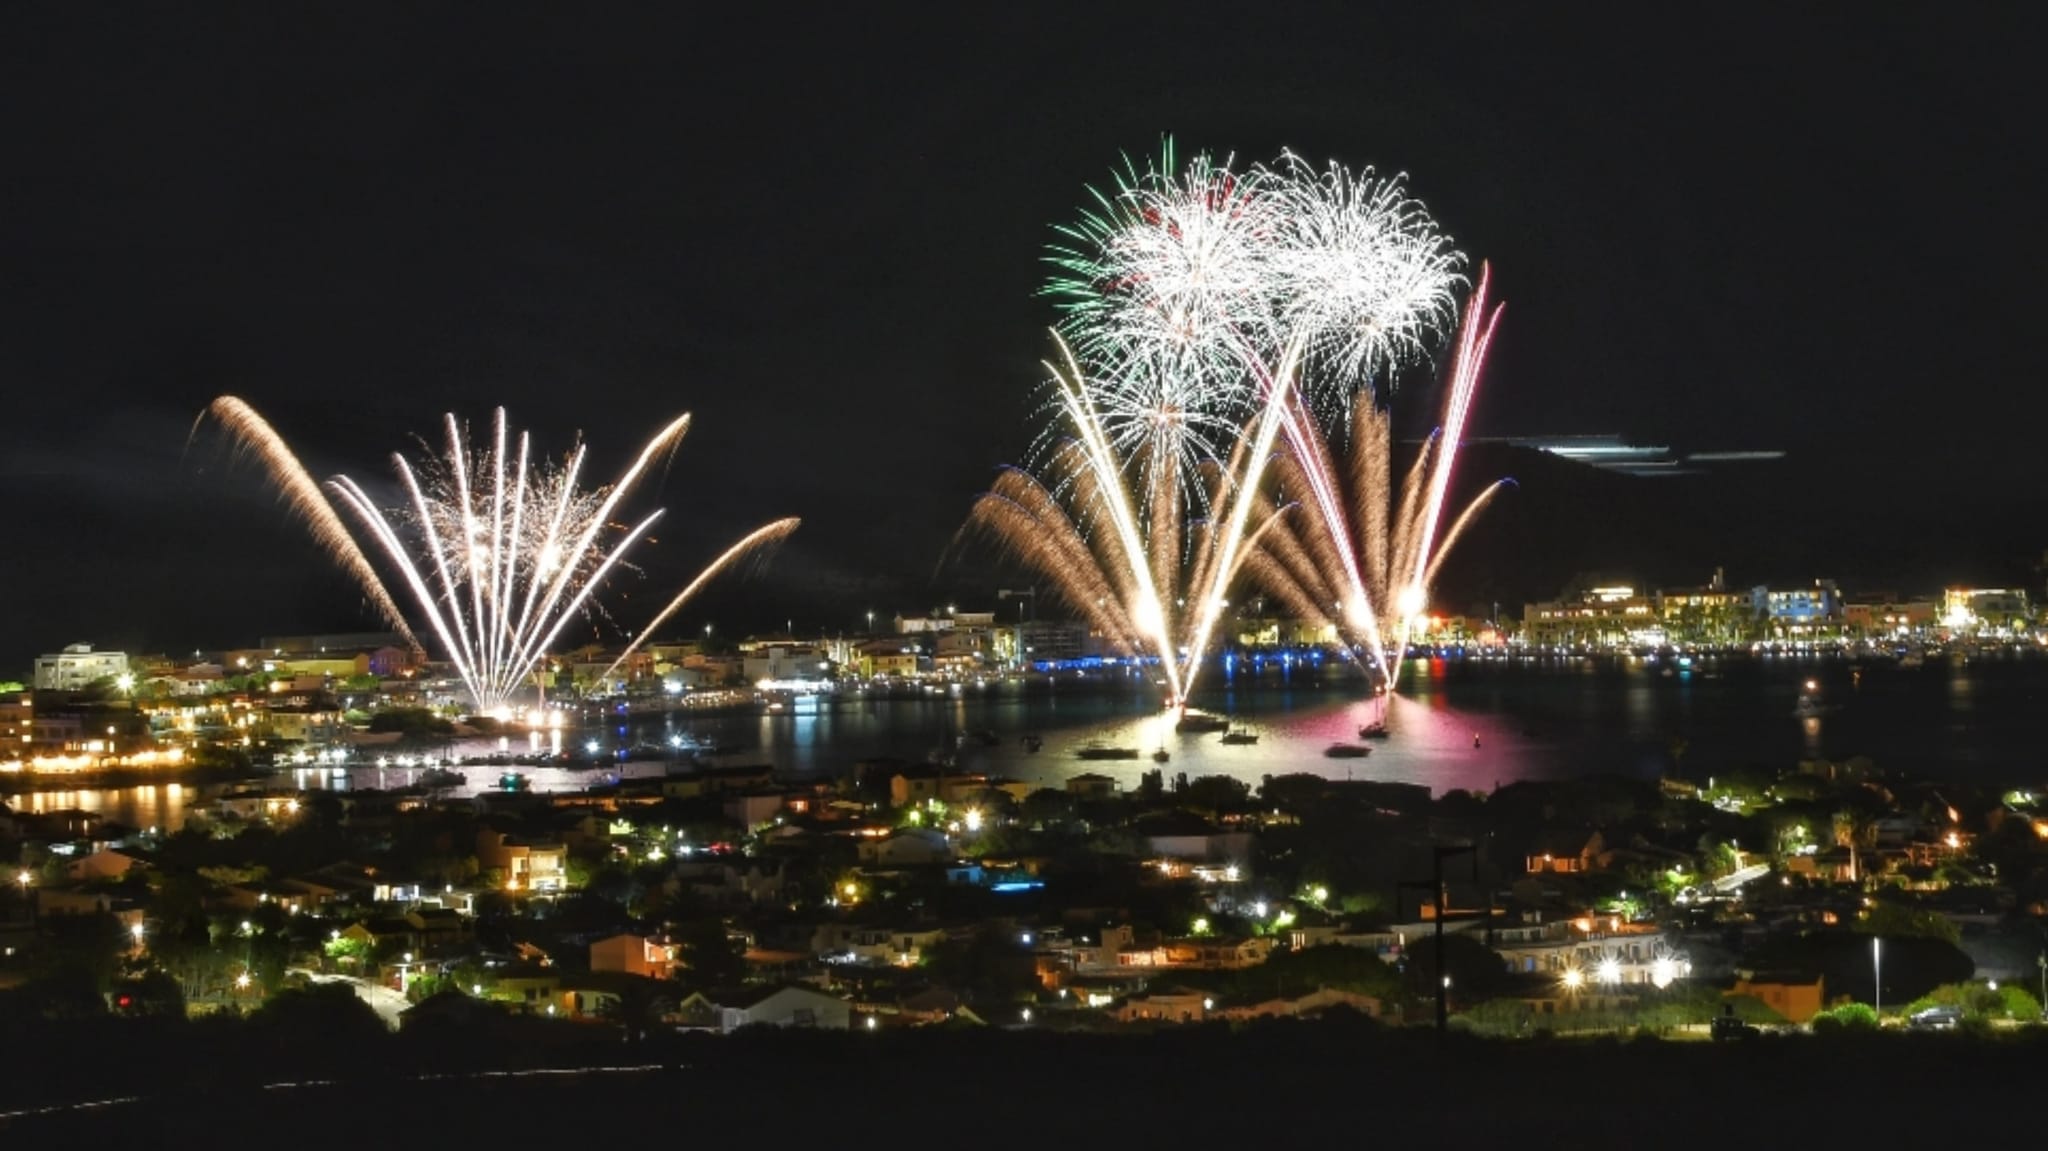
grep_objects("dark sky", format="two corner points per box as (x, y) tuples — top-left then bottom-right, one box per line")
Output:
(2, 6), (2044, 662)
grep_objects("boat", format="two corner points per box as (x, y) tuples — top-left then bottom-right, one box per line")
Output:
(1219, 727), (1259, 746)
(1357, 721), (1389, 740)
(1076, 745), (1140, 761)
(497, 771), (530, 792)
(1324, 743), (1371, 759)
(1898, 652), (1925, 670)
(1021, 734), (1044, 753)
(1151, 748), (1171, 764)
(1174, 712), (1230, 734)
(419, 766), (466, 788)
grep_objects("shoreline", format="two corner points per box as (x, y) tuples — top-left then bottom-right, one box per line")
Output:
(0, 763), (267, 798)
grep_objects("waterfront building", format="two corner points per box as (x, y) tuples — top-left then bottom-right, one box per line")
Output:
(1841, 595), (1939, 637)
(994, 619), (1093, 665)
(1942, 587), (2033, 635)
(1655, 568), (1758, 644)
(742, 643), (830, 687)
(0, 692), (28, 749)
(1752, 579), (1839, 637)
(853, 638), (921, 678)
(1520, 586), (1661, 648)
(33, 643), (129, 692)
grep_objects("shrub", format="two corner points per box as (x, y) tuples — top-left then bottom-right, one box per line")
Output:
(1810, 1002), (1879, 1033)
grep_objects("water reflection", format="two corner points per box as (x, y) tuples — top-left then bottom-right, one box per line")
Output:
(10, 657), (2045, 834)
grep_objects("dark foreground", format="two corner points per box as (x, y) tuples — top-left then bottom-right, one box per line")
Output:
(5, 1019), (2046, 1143)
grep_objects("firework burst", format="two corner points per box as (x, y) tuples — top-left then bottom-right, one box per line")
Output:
(1243, 264), (1507, 685)
(967, 336), (1298, 709)
(202, 398), (797, 713)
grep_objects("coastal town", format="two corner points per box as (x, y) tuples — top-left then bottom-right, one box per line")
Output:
(5, 581), (2047, 1053)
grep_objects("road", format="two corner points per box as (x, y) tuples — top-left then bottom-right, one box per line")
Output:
(1713, 863), (1772, 893)
(290, 970), (410, 1030)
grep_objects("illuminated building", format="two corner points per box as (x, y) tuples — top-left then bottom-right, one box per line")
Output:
(1520, 586), (1660, 648)
(1752, 579), (1839, 636)
(1655, 567), (1757, 644)
(33, 643), (129, 692)
(1841, 595), (1939, 637)
(1942, 587), (2034, 635)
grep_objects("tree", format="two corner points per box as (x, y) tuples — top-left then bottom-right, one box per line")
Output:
(1400, 933), (1511, 1004)
(1183, 775), (1251, 815)
(1856, 901), (1961, 947)
(118, 969), (187, 1017)
(676, 918), (746, 988)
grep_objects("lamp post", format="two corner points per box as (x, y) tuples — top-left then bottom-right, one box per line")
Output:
(1872, 936), (1882, 1017)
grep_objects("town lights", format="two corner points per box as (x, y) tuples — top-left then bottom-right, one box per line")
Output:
(1560, 968), (1585, 991)
(1597, 958), (1621, 985)
(235, 971), (252, 990)
(963, 808), (983, 833)
(1650, 958), (1676, 990)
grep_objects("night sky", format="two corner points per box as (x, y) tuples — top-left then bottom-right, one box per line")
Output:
(3, 6), (2043, 664)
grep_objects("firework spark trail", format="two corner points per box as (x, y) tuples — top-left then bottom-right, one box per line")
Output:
(1243, 263), (1506, 688)
(966, 334), (1293, 710)
(199, 397), (423, 656)
(1403, 263), (1502, 601)
(204, 400), (793, 713)
(597, 517), (802, 683)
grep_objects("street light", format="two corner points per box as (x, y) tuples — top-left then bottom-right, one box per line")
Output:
(1872, 936), (1883, 1016)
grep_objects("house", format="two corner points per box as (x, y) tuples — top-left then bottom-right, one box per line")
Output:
(671, 990), (723, 1032)
(660, 763), (775, 799)
(405, 907), (469, 949)
(342, 917), (420, 956)
(1728, 971), (1825, 1024)
(723, 790), (788, 830)
(1067, 773), (1119, 801)
(476, 827), (568, 892)
(1162, 936), (1274, 970)
(65, 847), (150, 882)
(400, 989), (508, 1033)
(490, 964), (563, 1010)
(1140, 815), (1254, 864)
(857, 828), (952, 867)
(221, 882), (314, 915)
(35, 888), (145, 933)
(1526, 830), (1606, 874)
(590, 933), (678, 980)
(1116, 989), (1211, 1023)
(716, 985), (852, 1033)
(888, 767), (991, 809)
(1217, 987), (1383, 1021)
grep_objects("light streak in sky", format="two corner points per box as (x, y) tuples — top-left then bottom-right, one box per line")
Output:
(203, 398), (796, 713)
(965, 335), (1299, 710)
(1242, 264), (1507, 686)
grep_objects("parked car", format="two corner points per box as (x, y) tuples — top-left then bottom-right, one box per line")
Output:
(1711, 1013), (1761, 1041)
(1908, 1005), (1962, 1031)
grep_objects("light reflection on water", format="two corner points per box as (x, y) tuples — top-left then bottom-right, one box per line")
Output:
(13, 656), (2047, 831)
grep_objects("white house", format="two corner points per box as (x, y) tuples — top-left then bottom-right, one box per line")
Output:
(717, 985), (851, 1033)
(34, 644), (130, 692)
